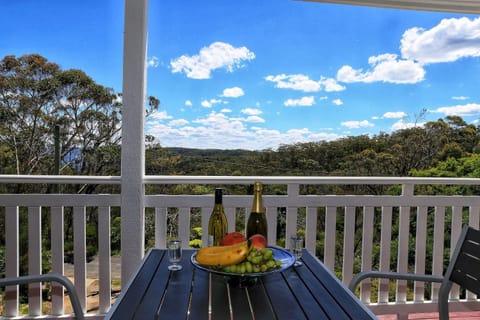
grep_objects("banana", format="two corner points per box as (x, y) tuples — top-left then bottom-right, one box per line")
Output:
(195, 240), (250, 267)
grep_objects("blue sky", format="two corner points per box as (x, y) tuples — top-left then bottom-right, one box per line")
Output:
(2, 1), (480, 150)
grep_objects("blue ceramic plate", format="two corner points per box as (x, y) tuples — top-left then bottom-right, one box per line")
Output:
(191, 246), (295, 277)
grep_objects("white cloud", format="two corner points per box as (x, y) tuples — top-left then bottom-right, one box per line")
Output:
(337, 53), (425, 84)
(147, 56), (159, 68)
(401, 17), (480, 64)
(383, 111), (408, 119)
(431, 103), (480, 117)
(245, 115), (265, 123)
(201, 99), (222, 108)
(452, 96), (469, 100)
(170, 42), (255, 79)
(146, 110), (341, 150)
(221, 108), (232, 113)
(284, 96), (315, 107)
(241, 108), (262, 116)
(341, 120), (374, 129)
(148, 110), (172, 121)
(185, 100), (193, 107)
(332, 99), (343, 106)
(221, 87), (244, 98)
(168, 119), (189, 126)
(265, 74), (345, 92)
(391, 119), (424, 131)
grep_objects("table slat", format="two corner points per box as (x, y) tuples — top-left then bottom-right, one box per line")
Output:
(247, 282), (276, 319)
(302, 250), (376, 319)
(133, 253), (171, 319)
(262, 272), (308, 320)
(210, 274), (231, 319)
(157, 252), (194, 319)
(187, 268), (210, 320)
(282, 267), (329, 319)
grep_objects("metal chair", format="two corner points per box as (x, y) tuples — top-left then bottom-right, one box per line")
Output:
(0, 273), (84, 319)
(349, 224), (480, 320)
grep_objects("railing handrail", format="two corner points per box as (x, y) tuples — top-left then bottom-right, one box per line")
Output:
(2, 174), (480, 185)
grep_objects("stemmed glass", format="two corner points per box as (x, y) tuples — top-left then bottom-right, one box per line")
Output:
(167, 239), (183, 271)
(290, 237), (304, 267)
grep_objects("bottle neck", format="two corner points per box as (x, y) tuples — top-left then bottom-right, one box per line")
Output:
(214, 188), (223, 205)
(251, 182), (265, 213)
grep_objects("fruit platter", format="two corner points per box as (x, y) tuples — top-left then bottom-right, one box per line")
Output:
(191, 232), (295, 278)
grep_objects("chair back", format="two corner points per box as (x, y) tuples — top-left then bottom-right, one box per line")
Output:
(444, 225), (480, 296)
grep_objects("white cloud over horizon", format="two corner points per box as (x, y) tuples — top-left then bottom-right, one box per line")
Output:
(401, 17), (480, 64)
(431, 103), (480, 117)
(221, 87), (245, 98)
(341, 120), (374, 129)
(383, 111), (408, 119)
(284, 96), (315, 107)
(170, 42), (255, 79)
(265, 74), (345, 92)
(337, 53), (425, 84)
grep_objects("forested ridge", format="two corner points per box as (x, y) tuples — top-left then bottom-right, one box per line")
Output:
(2, 53), (480, 281)
(2, 54), (480, 184)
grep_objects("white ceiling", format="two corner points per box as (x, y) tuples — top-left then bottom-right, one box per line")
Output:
(301, 0), (480, 14)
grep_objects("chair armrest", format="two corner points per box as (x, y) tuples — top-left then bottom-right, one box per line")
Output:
(0, 274), (84, 320)
(348, 271), (444, 292)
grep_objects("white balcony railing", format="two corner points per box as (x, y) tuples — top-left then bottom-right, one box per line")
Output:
(1, 175), (480, 319)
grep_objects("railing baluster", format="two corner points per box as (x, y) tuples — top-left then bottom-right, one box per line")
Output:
(378, 206), (393, 303)
(28, 206), (42, 316)
(343, 206), (355, 286)
(51, 206), (65, 315)
(99, 206), (112, 313)
(467, 206), (480, 300)
(432, 206), (445, 301)
(5, 206), (19, 317)
(285, 184), (300, 247)
(414, 206), (428, 302)
(360, 206), (374, 303)
(178, 207), (190, 248)
(305, 207), (317, 253)
(450, 206), (464, 300)
(225, 207), (235, 233)
(73, 206), (87, 312)
(396, 204), (411, 303)
(155, 207), (167, 248)
(324, 206), (337, 270)
(201, 207), (211, 247)
(266, 207), (278, 246)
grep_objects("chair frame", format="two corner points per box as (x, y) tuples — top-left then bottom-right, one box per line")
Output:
(0, 273), (84, 319)
(349, 224), (480, 320)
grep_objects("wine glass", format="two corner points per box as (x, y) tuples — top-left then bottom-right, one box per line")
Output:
(290, 237), (303, 267)
(167, 239), (183, 271)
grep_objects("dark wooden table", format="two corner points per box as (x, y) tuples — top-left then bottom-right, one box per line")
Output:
(105, 248), (376, 320)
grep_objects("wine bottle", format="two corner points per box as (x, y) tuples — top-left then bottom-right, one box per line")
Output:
(207, 188), (228, 246)
(246, 181), (268, 242)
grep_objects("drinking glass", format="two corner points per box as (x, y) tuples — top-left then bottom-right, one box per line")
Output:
(167, 239), (183, 271)
(290, 237), (303, 267)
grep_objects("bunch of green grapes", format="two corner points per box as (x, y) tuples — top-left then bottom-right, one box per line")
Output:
(222, 248), (282, 274)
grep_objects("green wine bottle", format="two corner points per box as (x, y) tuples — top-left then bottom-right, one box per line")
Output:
(246, 181), (268, 242)
(207, 188), (228, 246)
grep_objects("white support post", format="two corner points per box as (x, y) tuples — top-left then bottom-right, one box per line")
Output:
(121, 0), (148, 282)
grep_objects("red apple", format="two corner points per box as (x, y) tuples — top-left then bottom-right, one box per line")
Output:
(220, 231), (246, 246)
(249, 234), (267, 251)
